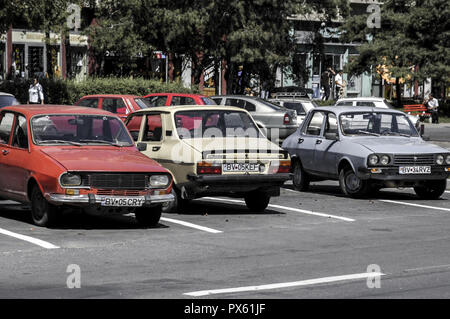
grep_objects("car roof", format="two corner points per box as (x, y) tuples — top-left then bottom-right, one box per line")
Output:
(1, 105), (118, 117)
(144, 93), (209, 98)
(270, 98), (312, 102)
(130, 104), (246, 114)
(337, 97), (385, 102)
(0, 92), (15, 97)
(317, 106), (405, 115)
(79, 94), (140, 99)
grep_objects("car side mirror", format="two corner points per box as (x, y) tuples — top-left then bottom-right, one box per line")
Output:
(324, 132), (339, 141)
(136, 142), (147, 151)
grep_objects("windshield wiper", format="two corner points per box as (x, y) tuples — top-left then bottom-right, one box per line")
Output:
(382, 131), (411, 137)
(356, 130), (380, 137)
(79, 139), (123, 147)
(38, 140), (82, 146)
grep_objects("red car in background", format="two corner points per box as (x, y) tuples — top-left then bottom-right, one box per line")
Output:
(142, 93), (216, 107)
(74, 94), (151, 120)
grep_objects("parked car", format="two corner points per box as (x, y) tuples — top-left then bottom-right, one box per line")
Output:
(211, 95), (298, 143)
(74, 94), (151, 121)
(0, 105), (174, 227)
(335, 97), (420, 130)
(143, 93), (217, 107)
(282, 106), (449, 199)
(0, 92), (20, 108)
(269, 97), (318, 126)
(125, 105), (291, 212)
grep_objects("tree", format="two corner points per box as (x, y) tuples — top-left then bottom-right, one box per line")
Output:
(341, 0), (450, 105)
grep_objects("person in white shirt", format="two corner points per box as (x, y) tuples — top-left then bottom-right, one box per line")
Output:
(334, 70), (346, 99)
(28, 78), (44, 104)
(425, 94), (439, 124)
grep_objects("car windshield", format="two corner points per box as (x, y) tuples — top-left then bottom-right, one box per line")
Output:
(340, 112), (419, 137)
(134, 98), (152, 109)
(31, 114), (134, 146)
(0, 95), (20, 108)
(174, 110), (261, 139)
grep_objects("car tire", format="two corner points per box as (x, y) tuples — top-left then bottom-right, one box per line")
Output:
(162, 188), (191, 213)
(30, 186), (59, 227)
(135, 205), (162, 227)
(339, 168), (370, 198)
(414, 180), (447, 200)
(244, 191), (270, 212)
(292, 160), (310, 191)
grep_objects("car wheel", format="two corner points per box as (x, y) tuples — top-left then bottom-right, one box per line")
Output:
(135, 205), (162, 227)
(414, 180), (447, 200)
(292, 161), (310, 191)
(244, 191), (270, 212)
(339, 168), (369, 198)
(162, 188), (191, 213)
(30, 186), (59, 227)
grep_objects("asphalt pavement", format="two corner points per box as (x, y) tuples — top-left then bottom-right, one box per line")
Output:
(0, 127), (449, 299)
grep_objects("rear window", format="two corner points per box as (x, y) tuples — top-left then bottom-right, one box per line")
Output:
(171, 96), (196, 106)
(255, 98), (282, 110)
(283, 102), (306, 115)
(77, 98), (99, 108)
(0, 95), (20, 108)
(134, 98), (152, 109)
(201, 97), (217, 105)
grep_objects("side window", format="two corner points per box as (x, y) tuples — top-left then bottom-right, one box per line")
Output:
(171, 96), (196, 106)
(146, 96), (167, 107)
(304, 111), (325, 136)
(336, 101), (353, 106)
(102, 98), (126, 114)
(356, 101), (375, 107)
(244, 101), (256, 112)
(0, 112), (14, 144)
(77, 98), (98, 108)
(324, 113), (338, 137)
(143, 114), (163, 142)
(211, 98), (222, 105)
(126, 115), (143, 141)
(12, 115), (28, 149)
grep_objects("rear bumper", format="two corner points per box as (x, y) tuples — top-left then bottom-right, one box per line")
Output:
(45, 193), (175, 206)
(188, 173), (291, 184)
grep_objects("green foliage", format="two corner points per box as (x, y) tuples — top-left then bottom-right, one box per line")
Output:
(0, 77), (198, 105)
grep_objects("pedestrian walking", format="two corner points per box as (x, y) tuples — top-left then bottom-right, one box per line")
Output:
(321, 68), (334, 101)
(28, 78), (44, 104)
(335, 70), (346, 99)
(424, 94), (439, 124)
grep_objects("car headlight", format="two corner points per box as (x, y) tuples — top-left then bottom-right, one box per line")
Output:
(380, 155), (390, 166)
(446, 155), (450, 165)
(368, 154), (379, 166)
(436, 155), (445, 165)
(149, 175), (170, 188)
(60, 173), (82, 187)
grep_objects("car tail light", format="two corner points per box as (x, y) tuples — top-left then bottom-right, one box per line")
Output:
(269, 160), (291, 174)
(283, 113), (290, 125)
(197, 161), (222, 174)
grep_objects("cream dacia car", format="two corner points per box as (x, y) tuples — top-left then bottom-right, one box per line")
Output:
(125, 105), (291, 212)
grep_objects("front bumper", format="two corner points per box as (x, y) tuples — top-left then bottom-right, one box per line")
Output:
(45, 193), (175, 206)
(357, 167), (450, 181)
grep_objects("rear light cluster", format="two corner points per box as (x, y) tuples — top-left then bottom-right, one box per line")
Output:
(269, 160), (291, 174)
(283, 113), (290, 125)
(197, 161), (222, 174)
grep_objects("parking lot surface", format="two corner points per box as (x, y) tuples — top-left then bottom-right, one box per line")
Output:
(1, 177), (450, 298)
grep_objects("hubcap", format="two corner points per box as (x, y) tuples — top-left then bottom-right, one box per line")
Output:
(345, 173), (361, 192)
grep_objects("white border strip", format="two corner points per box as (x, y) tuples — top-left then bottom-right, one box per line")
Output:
(184, 272), (385, 297)
(202, 197), (355, 222)
(160, 217), (223, 234)
(380, 200), (450, 212)
(0, 228), (59, 249)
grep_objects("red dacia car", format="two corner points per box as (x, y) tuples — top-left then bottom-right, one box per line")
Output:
(0, 105), (174, 227)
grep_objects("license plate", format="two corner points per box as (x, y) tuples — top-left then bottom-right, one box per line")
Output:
(399, 166), (431, 174)
(222, 163), (260, 172)
(100, 196), (145, 207)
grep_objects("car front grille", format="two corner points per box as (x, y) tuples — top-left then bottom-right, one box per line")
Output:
(85, 174), (147, 190)
(96, 190), (142, 196)
(393, 154), (435, 165)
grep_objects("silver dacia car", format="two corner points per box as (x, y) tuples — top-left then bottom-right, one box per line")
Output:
(282, 106), (449, 198)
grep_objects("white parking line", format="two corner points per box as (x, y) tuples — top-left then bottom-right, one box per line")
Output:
(379, 200), (450, 212)
(160, 217), (223, 234)
(0, 228), (59, 249)
(202, 197), (355, 222)
(184, 272), (385, 297)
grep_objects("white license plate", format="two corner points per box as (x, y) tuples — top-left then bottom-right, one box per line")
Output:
(399, 166), (431, 174)
(222, 163), (260, 172)
(100, 196), (145, 207)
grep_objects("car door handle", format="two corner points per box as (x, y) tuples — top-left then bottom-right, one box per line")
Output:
(316, 139), (322, 145)
(298, 138), (304, 144)
(152, 146), (160, 151)
(2, 150), (9, 155)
